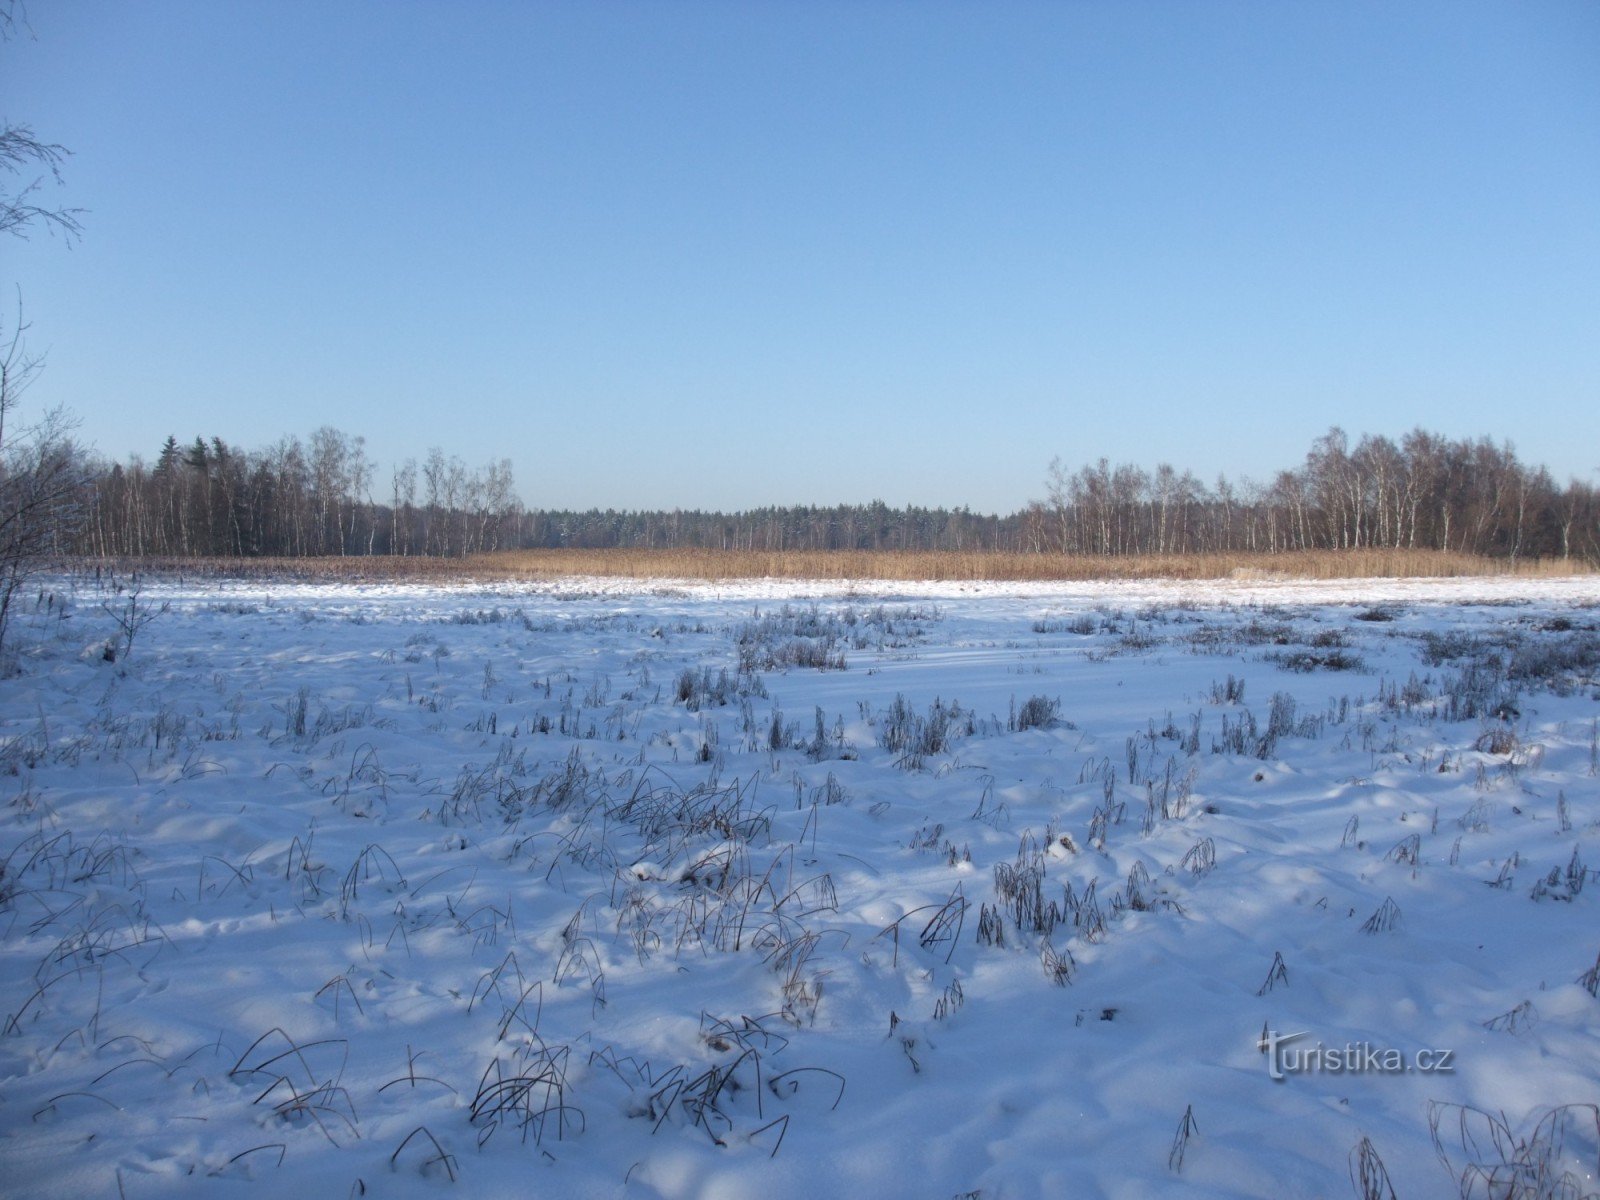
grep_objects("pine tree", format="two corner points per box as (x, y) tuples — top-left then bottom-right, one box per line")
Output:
(154, 436), (181, 478)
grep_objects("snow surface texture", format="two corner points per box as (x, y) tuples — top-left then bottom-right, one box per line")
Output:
(2, 572), (1599, 1199)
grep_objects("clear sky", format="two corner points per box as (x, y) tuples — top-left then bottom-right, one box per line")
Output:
(5, 0), (1598, 513)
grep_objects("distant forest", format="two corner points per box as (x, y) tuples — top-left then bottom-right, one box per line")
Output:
(67, 426), (1599, 562)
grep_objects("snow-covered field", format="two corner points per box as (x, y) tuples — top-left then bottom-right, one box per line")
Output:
(3, 571), (1599, 1199)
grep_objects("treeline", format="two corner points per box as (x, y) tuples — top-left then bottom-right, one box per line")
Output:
(62, 425), (1600, 562)
(70, 428), (1022, 557)
(1028, 428), (1595, 561)
(519, 503), (1011, 553)
(78, 431), (520, 558)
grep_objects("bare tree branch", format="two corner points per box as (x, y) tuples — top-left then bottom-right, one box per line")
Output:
(1, 124), (84, 243)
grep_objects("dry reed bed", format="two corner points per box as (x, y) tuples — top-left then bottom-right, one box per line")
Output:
(58, 549), (1594, 585)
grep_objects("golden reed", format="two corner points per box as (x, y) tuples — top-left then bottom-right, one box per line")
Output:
(68, 549), (1593, 585)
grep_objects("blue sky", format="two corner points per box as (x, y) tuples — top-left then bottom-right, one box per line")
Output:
(5, 0), (1598, 512)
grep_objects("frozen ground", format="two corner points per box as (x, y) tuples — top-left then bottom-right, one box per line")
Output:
(2, 571), (1599, 1199)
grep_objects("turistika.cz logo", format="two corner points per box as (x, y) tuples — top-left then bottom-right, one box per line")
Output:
(1260, 1029), (1456, 1082)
